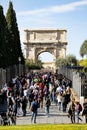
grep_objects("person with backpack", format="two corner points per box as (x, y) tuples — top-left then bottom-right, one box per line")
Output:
(30, 97), (39, 123)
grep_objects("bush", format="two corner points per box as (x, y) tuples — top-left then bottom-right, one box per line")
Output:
(79, 59), (87, 67)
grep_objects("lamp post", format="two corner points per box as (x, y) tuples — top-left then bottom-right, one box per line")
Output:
(18, 57), (21, 76)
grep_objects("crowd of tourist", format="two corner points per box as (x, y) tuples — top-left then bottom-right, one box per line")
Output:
(0, 71), (87, 125)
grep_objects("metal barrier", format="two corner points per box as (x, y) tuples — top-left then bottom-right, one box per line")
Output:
(0, 64), (28, 89)
(58, 66), (86, 99)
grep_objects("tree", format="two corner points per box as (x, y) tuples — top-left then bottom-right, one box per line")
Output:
(25, 59), (43, 69)
(65, 54), (77, 66)
(55, 54), (78, 68)
(79, 59), (87, 67)
(0, 5), (11, 68)
(6, 1), (25, 65)
(80, 40), (87, 58)
(55, 58), (67, 68)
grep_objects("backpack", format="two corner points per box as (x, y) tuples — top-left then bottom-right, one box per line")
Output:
(79, 104), (82, 112)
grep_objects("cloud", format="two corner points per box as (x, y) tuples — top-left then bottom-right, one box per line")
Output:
(17, 0), (87, 16)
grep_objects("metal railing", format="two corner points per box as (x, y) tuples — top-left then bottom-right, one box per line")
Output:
(58, 66), (87, 99)
(0, 64), (29, 89)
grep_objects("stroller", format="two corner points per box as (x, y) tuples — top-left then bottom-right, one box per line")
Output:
(8, 105), (16, 125)
(0, 112), (10, 126)
(0, 92), (10, 126)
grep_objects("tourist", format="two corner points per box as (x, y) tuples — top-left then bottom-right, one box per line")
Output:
(56, 92), (62, 111)
(75, 100), (82, 123)
(21, 96), (27, 116)
(68, 99), (75, 123)
(30, 97), (39, 123)
(45, 96), (51, 117)
(82, 99), (87, 123)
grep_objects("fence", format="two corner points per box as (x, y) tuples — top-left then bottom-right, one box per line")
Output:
(0, 64), (29, 89)
(58, 66), (86, 99)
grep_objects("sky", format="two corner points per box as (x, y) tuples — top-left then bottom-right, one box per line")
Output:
(0, 0), (87, 62)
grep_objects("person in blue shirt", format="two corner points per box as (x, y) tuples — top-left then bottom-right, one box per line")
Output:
(30, 97), (39, 123)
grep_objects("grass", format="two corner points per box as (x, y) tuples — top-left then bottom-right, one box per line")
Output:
(0, 124), (87, 130)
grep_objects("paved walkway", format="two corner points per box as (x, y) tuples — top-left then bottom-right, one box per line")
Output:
(16, 103), (85, 125)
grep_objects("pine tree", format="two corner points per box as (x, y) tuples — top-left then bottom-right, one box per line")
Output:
(0, 5), (11, 68)
(6, 1), (25, 65)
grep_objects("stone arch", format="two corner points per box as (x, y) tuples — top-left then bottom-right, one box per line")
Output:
(35, 47), (56, 62)
(23, 29), (67, 71)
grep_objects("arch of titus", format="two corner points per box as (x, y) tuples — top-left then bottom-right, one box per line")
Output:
(23, 29), (67, 71)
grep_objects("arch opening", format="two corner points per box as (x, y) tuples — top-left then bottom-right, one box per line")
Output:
(38, 52), (54, 62)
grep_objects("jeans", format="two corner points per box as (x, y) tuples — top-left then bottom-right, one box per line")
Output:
(75, 111), (82, 123)
(58, 102), (62, 110)
(85, 114), (87, 123)
(31, 111), (37, 123)
(45, 106), (49, 116)
(22, 108), (26, 116)
(16, 107), (21, 116)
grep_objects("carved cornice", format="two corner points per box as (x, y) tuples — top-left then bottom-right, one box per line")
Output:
(24, 29), (67, 32)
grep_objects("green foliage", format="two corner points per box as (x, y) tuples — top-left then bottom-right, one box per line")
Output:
(6, 1), (25, 65)
(55, 54), (77, 68)
(25, 59), (43, 69)
(0, 1), (25, 68)
(78, 59), (87, 73)
(0, 5), (11, 68)
(65, 54), (77, 66)
(80, 40), (87, 58)
(55, 58), (67, 67)
(79, 59), (87, 67)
